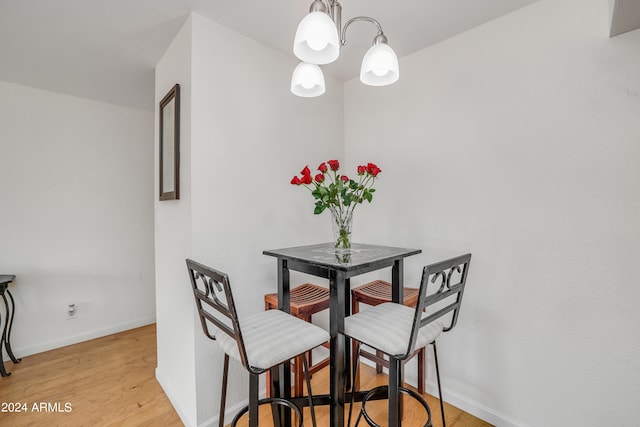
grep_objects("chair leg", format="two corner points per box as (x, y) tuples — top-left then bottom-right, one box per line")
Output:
(351, 298), (361, 392)
(302, 354), (318, 427)
(433, 342), (445, 427)
(219, 354), (229, 427)
(375, 350), (384, 374)
(249, 372), (259, 427)
(418, 347), (426, 395)
(388, 356), (401, 426)
(266, 370), (272, 399)
(268, 366), (282, 427)
(294, 354), (305, 396)
(304, 316), (313, 371)
(265, 302), (273, 398)
(347, 342), (361, 427)
(351, 343), (360, 391)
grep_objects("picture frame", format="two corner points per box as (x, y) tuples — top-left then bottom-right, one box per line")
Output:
(159, 84), (180, 201)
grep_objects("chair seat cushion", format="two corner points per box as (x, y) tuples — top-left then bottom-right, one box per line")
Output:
(344, 302), (443, 357)
(215, 309), (330, 371)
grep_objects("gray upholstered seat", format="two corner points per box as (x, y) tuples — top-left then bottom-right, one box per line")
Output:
(216, 309), (329, 370)
(344, 302), (443, 358)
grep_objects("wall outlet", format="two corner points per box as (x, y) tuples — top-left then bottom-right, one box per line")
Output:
(67, 303), (78, 320)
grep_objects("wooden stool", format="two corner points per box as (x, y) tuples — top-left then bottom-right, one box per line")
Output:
(351, 279), (426, 394)
(264, 283), (330, 396)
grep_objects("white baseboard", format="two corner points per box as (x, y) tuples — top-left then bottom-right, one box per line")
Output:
(197, 398), (249, 427)
(365, 358), (527, 427)
(156, 366), (254, 427)
(156, 367), (197, 427)
(430, 383), (527, 427)
(6, 317), (156, 361)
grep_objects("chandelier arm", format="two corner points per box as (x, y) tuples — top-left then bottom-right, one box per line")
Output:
(309, 0), (330, 11)
(340, 16), (384, 46)
(312, 0), (342, 33)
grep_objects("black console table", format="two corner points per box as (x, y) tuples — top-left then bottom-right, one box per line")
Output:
(0, 275), (21, 376)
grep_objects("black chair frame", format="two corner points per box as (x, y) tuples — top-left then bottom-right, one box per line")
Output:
(357, 384), (432, 427)
(349, 253), (472, 427)
(186, 259), (317, 427)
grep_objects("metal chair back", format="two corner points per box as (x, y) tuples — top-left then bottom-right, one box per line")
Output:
(406, 253), (472, 357)
(186, 259), (250, 370)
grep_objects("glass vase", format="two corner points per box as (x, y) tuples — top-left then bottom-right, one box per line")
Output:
(331, 210), (353, 254)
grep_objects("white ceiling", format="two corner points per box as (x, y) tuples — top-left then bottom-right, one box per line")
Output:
(610, 0), (640, 36)
(0, 0), (550, 111)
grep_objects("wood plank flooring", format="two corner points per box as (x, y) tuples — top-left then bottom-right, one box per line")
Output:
(232, 359), (493, 427)
(0, 324), (491, 427)
(0, 324), (182, 427)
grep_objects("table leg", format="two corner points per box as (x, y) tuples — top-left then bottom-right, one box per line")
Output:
(329, 270), (346, 427)
(0, 297), (7, 377)
(0, 289), (13, 377)
(344, 278), (351, 391)
(391, 260), (404, 303)
(4, 290), (20, 364)
(275, 259), (291, 427)
(391, 260), (404, 422)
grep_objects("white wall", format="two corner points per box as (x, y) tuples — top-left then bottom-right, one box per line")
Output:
(344, 0), (640, 425)
(155, 13), (344, 427)
(154, 15), (198, 427)
(0, 80), (155, 357)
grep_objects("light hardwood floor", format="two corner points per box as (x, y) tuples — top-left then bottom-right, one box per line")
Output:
(0, 324), (182, 427)
(0, 324), (491, 427)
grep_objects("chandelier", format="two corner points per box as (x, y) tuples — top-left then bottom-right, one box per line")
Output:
(291, 0), (399, 97)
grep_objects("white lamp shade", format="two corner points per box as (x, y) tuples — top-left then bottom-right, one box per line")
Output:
(360, 43), (399, 86)
(293, 11), (340, 65)
(291, 62), (326, 97)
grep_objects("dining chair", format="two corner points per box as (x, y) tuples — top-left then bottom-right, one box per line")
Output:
(345, 253), (472, 427)
(264, 283), (330, 396)
(351, 280), (426, 394)
(186, 259), (330, 427)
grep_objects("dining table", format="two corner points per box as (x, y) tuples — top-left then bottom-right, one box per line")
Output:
(263, 242), (421, 427)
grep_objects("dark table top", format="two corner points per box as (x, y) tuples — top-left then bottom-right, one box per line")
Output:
(263, 242), (421, 272)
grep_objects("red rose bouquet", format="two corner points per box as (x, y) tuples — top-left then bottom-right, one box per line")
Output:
(291, 159), (382, 252)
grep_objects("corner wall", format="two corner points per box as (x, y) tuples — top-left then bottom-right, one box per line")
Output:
(155, 13), (344, 426)
(154, 15), (197, 427)
(344, 0), (640, 425)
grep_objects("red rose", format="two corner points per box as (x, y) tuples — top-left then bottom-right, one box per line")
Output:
(300, 174), (313, 185)
(357, 165), (366, 175)
(318, 162), (328, 173)
(301, 166), (311, 177)
(315, 174), (324, 183)
(366, 163), (381, 177)
(290, 176), (301, 185)
(340, 175), (349, 182)
(327, 160), (340, 171)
